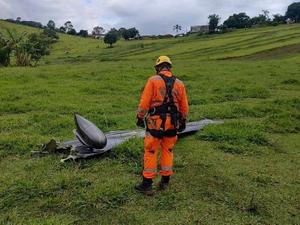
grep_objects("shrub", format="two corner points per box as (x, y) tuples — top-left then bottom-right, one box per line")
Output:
(2, 29), (53, 67)
(0, 35), (11, 66)
(42, 28), (59, 43)
(15, 33), (51, 66)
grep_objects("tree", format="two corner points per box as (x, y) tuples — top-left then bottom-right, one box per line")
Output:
(129, 27), (139, 39)
(208, 14), (221, 32)
(122, 29), (130, 40)
(262, 10), (270, 21)
(104, 31), (117, 47)
(78, 30), (88, 37)
(110, 28), (121, 38)
(25, 33), (51, 66)
(4, 29), (32, 66)
(92, 26), (105, 37)
(67, 29), (77, 35)
(273, 14), (286, 24)
(250, 10), (272, 26)
(122, 27), (139, 40)
(64, 21), (74, 33)
(4, 28), (26, 52)
(250, 14), (268, 26)
(42, 28), (59, 43)
(47, 20), (56, 30)
(6, 18), (43, 28)
(118, 27), (127, 38)
(286, 2), (300, 22)
(223, 13), (251, 29)
(59, 26), (66, 33)
(12, 31), (51, 67)
(20, 21), (43, 28)
(173, 24), (182, 34)
(0, 29), (54, 67)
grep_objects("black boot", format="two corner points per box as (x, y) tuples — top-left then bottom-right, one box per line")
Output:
(159, 176), (170, 190)
(135, 177), (153, 194)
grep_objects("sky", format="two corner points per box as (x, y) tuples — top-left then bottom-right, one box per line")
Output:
(0, 0), (296, 35)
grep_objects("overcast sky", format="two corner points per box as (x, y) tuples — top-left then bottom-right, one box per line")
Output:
(0, 0), (296, 35)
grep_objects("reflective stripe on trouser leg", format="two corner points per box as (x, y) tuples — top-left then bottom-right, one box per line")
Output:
(160, 136), (177, 176)
(143, 134), (161, 179)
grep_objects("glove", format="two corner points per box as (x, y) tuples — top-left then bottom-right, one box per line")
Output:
(136, 117), (145, 128)
(178, 118), (186, 132)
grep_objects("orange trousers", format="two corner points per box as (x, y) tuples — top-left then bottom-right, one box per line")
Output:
(143, 133), (177, 179)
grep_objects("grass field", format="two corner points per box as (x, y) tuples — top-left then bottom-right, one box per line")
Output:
(0, 20), (300, 225)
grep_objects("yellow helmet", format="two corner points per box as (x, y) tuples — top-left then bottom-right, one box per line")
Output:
(155, 56), (172, 67)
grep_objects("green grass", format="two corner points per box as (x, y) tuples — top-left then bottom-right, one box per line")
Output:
(0, 20), (300, 225)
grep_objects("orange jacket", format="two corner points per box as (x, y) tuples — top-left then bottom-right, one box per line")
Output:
(137, 70), (189, 119)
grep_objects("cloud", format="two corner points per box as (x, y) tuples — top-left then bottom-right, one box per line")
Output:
(0, 0), (295, 34)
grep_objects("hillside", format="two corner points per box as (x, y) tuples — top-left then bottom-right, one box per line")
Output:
(0, 20), (300, 225)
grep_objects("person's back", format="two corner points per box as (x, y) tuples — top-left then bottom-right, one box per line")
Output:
(138, 70), (188, 119)
(135, 56), (189, 194)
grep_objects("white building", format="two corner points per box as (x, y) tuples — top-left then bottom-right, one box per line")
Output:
(190, 25), (209, 33)
(286, 18), (295, 25)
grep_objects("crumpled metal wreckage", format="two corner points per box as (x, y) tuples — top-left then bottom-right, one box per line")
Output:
(32, 114), (223, 162)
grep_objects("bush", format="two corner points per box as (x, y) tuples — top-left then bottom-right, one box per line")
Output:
(1, 29), (54, 67)
(42, 28), (59, 43)
(0, 35), (11, 66)
(15, 33), (51, 66)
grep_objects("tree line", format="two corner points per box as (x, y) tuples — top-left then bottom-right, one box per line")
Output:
(207, 2), (300, 33)
(4, 18), (140, 48)
(5, 2), (300, 37)
(5, 18), (139, 38)
(2, 1), (299, 50)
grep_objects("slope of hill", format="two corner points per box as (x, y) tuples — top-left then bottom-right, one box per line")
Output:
(0, 20), (299, 225)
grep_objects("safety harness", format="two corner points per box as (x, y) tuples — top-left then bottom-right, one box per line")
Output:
(147, 74), (181, 138)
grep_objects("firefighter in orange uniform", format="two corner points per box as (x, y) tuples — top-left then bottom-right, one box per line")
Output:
(135, 56), (189, 194)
